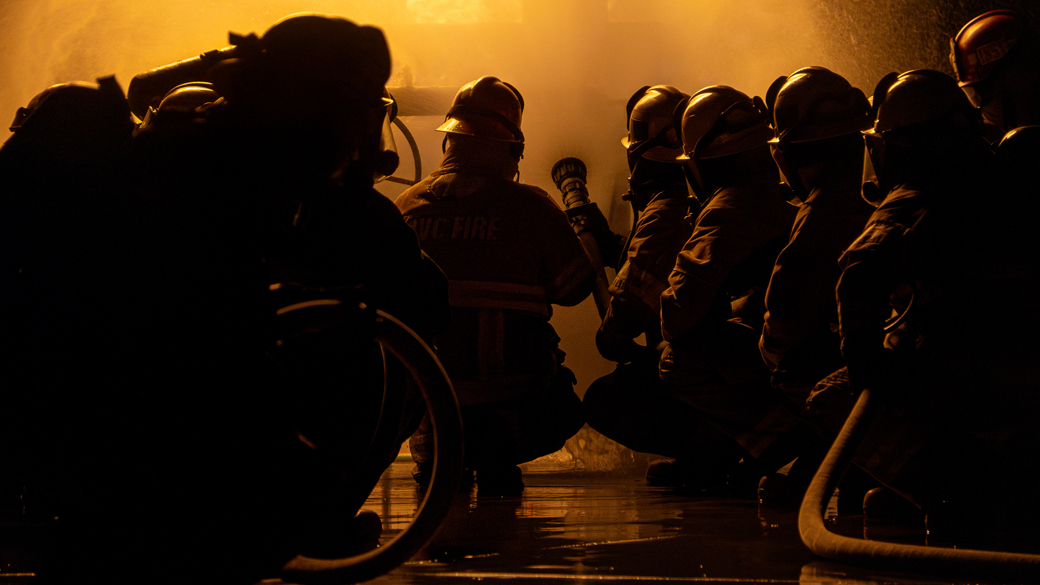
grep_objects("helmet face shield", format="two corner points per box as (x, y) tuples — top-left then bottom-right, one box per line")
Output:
(373, 98), (399, 183)
(769, 142), (804, 207)
(861, 132), (885, 206)
(961, 83), (985, 108)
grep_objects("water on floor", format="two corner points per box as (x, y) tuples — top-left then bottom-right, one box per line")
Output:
(2, 427), (1037, 584)
(348, 428), (1038, 585)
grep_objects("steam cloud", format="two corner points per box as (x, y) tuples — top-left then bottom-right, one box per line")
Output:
(0, 0), (1034, 391)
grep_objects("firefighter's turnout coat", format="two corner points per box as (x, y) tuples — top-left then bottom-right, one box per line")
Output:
(396, 141), (596, 407)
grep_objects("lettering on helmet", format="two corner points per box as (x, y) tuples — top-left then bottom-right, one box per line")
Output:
(976, 38), (1013, 67)
(407, 215), (501, 241)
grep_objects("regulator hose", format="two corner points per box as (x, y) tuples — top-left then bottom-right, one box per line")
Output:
(382, 117), (423, 186)
(798, 388), (1040, 581)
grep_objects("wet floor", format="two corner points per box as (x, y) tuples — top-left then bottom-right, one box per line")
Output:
(2, 428), (1037, 585)
(352, 466), (889, 585)
(345, 429), (1038, 585)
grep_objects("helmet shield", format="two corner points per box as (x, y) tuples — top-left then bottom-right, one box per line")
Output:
(374, 90), (400, 183)
(768, 142), (804, 207)
(861, 132), (885, 206)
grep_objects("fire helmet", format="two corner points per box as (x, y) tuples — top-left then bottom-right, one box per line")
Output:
(676, 85), (773, 160)
(997, 124), (1040, 155)
(7, 77), (133, 149)
(156, 82), (220, 111)
(622, 85), (688, 163)
(437, 76), (524, 143)
(861, 70), (982, 204)
(995, 124), (1040, 188)
(767, 67), (871, 147)
(866, 70), (977, 137)
(256, 13), (391, 111)
(765, 67), (871, 206)
(950, 9), (1023, 93)
(135, 82), (221, 134)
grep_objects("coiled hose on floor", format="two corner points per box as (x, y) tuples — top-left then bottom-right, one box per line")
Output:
(276, 301), (464, 585)
(799, 388), (1040, 582)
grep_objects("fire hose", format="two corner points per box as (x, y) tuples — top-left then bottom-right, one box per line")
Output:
(799, 387), (1040, 581)
(271, 295), (463, 585)
(551, 157), (614, 319)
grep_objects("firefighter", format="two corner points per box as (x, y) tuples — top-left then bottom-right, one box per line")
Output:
(581, 85), (744, 488)
(3, 14), (450, 583)
(396, 76), (596, 496)
(821, 70), (1040, 543)
(0, 78), (136, 536)
(597, 85), (692, 363)
(658, 85), (821, 502)
(759, 67), (875, 406)
(950, 9), (1040, 139)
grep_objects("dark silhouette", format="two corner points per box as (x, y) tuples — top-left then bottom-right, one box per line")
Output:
(818, 70), (1040, 546)
(657, 85), (812, 502)
(396, 76), (595, 496)
(580, 85), (743, 489)
(1, 13), (449, 584)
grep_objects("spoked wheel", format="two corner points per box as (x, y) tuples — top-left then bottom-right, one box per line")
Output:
(271, 294), (463, 585)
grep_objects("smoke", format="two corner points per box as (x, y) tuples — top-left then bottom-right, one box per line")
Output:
(0, 0), (1033, 393)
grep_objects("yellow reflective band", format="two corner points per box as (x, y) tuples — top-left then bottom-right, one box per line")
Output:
(449, 280), (549, 316)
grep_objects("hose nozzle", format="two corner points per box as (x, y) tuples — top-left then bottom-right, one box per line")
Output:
(551, 157), (591, 209)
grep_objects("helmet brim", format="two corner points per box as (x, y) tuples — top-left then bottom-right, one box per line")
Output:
(437, 116), (520, 142)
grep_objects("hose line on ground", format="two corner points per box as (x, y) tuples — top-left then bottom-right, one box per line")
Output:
(798, 388), (1040, 582)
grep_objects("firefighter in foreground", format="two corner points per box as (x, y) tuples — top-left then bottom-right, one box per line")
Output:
(658, 86), (817, 502)
(1, 14), (450, 584)
(582, 85), (745, 489)
(817, 70), (1040, 544)
(396, 76), (595, 496)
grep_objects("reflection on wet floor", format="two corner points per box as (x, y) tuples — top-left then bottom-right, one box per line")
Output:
(360, 461), (814, 584)
(355, 430), (1037, 585)
(2, 428), (1037, 584)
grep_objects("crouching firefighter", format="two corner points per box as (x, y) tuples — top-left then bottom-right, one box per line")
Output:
(5, 14), (451, 584)
(397, 76), (596, 496)
(575, 85), (744, 488)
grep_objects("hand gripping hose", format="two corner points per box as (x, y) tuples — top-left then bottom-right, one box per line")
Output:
(799, 388), (1040, 582)
(278, 302), (464, 585)
(551, 157), (614, 319)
